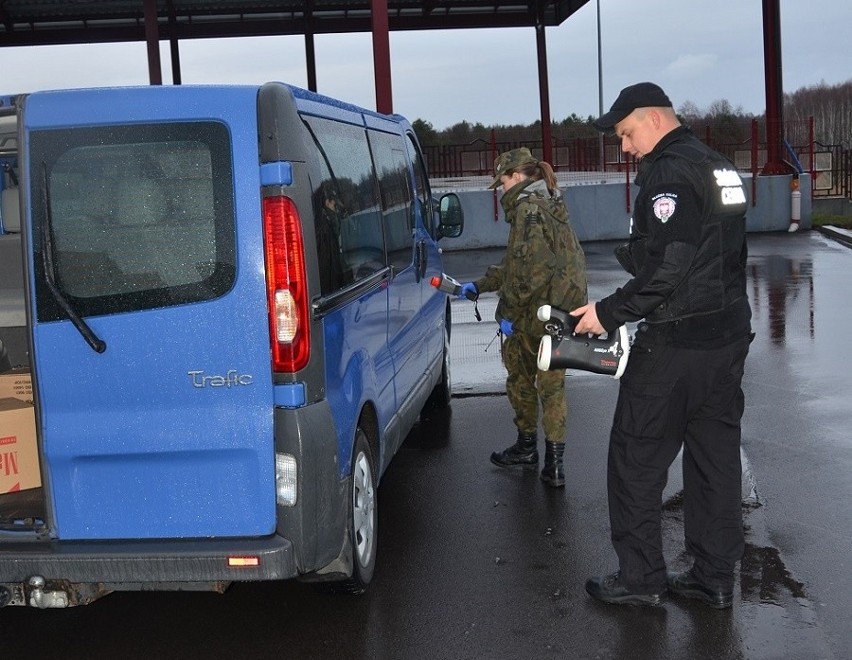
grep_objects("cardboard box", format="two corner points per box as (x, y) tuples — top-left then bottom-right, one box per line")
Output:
(0, 367), (32, 403)
(0, 397), (41, 493)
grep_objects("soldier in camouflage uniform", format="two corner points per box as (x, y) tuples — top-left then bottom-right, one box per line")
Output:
(458, 148), (587, 487)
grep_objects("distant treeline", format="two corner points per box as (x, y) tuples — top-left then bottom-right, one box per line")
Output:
(412, 79), (852, 150)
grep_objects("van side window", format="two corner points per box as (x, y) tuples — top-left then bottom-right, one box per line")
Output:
(30, 122), (235, 321)
(313, 175), (349, 295)
(405, 134), (434, 237)
(368, 130), (413, 273)
(302, 116), (385, 285)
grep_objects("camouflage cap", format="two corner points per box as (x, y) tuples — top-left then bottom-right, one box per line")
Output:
(488, 147), (538, 189)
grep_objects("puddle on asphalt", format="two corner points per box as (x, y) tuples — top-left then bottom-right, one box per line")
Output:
(748, 252), (815, 346)
(662, 485), (833, 659)
(662, 490), (805, 608)
(741, 543), (806, 601)
(736, 541), (830, 660)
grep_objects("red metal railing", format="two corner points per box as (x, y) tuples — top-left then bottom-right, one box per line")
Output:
(421, 117), (849, 200)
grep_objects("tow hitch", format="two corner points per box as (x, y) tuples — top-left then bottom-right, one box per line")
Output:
(27, 576), (70, 608)
(0, 577), (76, 608)
(0, 577), (113, 607)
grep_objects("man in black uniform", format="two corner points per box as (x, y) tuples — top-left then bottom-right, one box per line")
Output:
(572, 82), (752, 608)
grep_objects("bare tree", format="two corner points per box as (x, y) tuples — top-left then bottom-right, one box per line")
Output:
(785, 80), (852, 148)
(677, 101), (701, 125)
(416, 80), (851, 155)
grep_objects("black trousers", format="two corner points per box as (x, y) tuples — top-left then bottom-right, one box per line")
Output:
(607, 334), (751, 594)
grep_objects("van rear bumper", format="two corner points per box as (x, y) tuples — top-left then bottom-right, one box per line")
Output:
(0, 535), (296, 584)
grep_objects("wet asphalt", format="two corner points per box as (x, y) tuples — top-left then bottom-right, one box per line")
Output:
(1, 230), (850, 660)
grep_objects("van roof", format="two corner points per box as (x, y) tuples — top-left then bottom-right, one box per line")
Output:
(9, 82), (407, 125)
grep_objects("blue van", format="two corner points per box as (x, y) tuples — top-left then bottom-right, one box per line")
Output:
(0, 82), (463, 608)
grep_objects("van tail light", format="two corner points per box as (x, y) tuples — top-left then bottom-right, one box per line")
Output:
(262, 195), (310, 373)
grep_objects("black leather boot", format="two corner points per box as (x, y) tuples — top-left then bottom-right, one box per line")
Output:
(490, 432), (538, 468)
(540, 440), (565, 487)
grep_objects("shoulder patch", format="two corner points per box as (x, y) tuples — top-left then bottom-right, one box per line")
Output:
(652, 193), (678, 223)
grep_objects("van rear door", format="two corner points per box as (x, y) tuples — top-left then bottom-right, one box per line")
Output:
(23, 87), (276, 540)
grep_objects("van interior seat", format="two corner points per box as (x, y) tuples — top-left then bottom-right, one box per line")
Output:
(1, 185), (20, 233)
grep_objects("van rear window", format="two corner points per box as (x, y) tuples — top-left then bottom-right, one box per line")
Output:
(30, 122), (235, 321)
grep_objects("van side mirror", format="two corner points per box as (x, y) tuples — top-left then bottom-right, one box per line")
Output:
(438, 193), (463, 239)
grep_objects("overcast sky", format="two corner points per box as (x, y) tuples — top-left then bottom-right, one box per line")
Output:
(1, 0), (849, 130)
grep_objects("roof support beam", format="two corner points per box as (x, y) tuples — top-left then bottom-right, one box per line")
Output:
(305, 32), (318, 91)
(535, 6), (553, 164)
(143, 0), (163, 84)
(371, 0), (393, 114)
(305, 0), (318, 91)
(761, 0), (787, 174)
(0, 14), (555, 47)
(166, 1), (182, 84)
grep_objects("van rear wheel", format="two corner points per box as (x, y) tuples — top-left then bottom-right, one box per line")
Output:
(342, 429), (377, 594)
(313, 428), (377, 595)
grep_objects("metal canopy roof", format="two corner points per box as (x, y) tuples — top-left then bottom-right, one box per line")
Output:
(0, 1), (790, 174)
(0, 0), (590, 46)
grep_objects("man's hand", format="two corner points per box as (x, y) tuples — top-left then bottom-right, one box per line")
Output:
(499, 319), (514, 337)
(570, 302), (605, 335)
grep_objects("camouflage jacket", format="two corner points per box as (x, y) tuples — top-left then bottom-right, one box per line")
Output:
(475, 178), (588, 338)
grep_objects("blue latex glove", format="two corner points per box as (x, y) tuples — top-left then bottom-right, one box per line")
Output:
(499, 319), (514, 336)
(458, 282), (478, 301)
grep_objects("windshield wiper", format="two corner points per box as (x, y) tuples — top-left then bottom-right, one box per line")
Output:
(40, 162), (106, 354)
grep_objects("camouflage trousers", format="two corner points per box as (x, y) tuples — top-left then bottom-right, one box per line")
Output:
(501, 331), (567, 443)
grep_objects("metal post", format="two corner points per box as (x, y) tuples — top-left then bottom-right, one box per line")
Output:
(491, 129), (499, 222)
(167, 6), (181, 85)
(535, 14), (553, 166)
(761, 0), (787, 174)
(809, 116), (816, 193)
(751, 119), (759, 206)
(371, 0), (393, 114)
(143, 0), (162, 85)
(169, 38), (181, 85)
(596, 0), (605, 172)
(305, 33), (317, 92)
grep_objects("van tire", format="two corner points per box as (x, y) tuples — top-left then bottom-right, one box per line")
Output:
(424, 324), (452, 411)
(334, 428), (378, 594)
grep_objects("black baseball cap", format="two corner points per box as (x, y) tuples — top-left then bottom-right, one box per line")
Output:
(593, 82), (672, 132)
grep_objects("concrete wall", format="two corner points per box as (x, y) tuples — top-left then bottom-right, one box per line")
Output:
(812, 195), (852, 218)
(441, 173), (812, 251)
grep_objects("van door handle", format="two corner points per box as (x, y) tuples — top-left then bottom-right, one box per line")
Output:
(416, 240), (427, 280)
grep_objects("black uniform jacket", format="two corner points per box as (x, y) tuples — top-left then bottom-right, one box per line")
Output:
(596, 126), (751, 348)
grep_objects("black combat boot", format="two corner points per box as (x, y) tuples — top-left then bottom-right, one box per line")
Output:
(490, 432), (538, 468)
(540, 440), (565, 487)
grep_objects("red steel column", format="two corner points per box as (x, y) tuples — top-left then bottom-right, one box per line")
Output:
(535, 15), (553, 165)
(371, 0), (393, 114)
(761, 0), (786, 174)
(143, 0), (162, 85)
